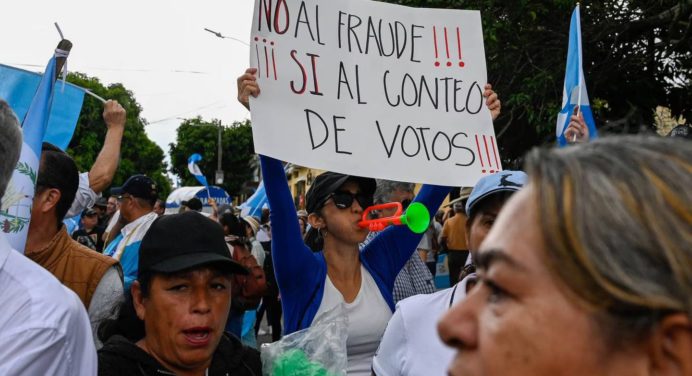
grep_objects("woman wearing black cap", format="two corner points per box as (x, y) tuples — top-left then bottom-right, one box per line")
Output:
(97, 212), (261, 376)
(237, 69), (456, 375)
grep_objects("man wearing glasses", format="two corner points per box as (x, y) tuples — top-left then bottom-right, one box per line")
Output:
(103, 175), (159, 290)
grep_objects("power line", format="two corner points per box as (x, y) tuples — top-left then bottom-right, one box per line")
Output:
(147, 101), (228, 125)
(203, 28), (250, 46)
(5, 62), (211, 75)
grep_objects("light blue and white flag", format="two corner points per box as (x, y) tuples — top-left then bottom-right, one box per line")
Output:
(237, 163), (295, 217)
(0, 63), (85, 150)
(1, 50), (65, 252)
(188, 153), (209, 187)
(556, 5), (598, 147)
(239, 182), (268, 217)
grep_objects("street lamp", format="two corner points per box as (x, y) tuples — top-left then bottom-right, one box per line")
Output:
(215, 123), (224, 184)
(202, 26), (249, 185)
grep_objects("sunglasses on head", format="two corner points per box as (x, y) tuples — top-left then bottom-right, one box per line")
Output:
(325, 191), (373, 210)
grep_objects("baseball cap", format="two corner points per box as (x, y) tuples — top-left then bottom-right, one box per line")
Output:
(83, 208), (98, 216)
(305, 172), (376, 214)
(182, 197), (203, 211)
(94, 197), (108, 208)
(465, 171), (528, 217)
(111, 175), (158, 202)
(139, 211), (248, 275)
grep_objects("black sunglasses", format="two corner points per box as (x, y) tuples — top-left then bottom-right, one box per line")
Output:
(325, 191), (373, 210)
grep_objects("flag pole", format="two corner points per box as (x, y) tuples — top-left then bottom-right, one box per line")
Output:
(7, 38), (73, 252)
(575, 3), (582, 117)
(54, 39), (72, 81)
(574, 3), (582, 142)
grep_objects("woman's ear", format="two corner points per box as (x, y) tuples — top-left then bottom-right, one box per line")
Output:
(647, 313), (692, 376)
(131, 281), (147, 321)
(308, 212), (325, 230)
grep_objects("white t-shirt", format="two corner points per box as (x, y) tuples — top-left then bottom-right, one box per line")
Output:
(0, 233), (97, 376)
(256, 226), (271, 242)
(66, 172), (99, 218)
(372, 275), (476, 376)
(88, 265), (124, 349)
(314, 266), (392, 376)
(250, 238), (266, 267)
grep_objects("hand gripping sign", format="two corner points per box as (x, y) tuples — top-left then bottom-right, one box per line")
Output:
(249, 0), (501, 186)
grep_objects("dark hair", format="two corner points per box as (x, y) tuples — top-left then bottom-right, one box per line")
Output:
(261, 208), (270, 224)
(465, 191), (514, 229)
(240, 219), (254, 237)
(37, 142), (79, 224)
(304, 226), (323, 252)
(219, 213), (243, 237)
(219, 212), (251, 249)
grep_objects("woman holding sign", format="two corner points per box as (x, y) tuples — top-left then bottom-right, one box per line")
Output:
(237, 68), (500, 375)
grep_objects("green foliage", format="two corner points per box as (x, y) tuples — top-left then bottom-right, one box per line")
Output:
(16, 162), (37, 183)
(379, 0), (692, 163)
(65, 72), (171, 198)
(169, 118), (256, 198)
(0, 215), (30, 234)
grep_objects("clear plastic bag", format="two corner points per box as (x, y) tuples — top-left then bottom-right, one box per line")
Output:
(261, 305), (348, 376)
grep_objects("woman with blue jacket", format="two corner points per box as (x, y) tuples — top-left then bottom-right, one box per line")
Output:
(237, 68), (499, 375)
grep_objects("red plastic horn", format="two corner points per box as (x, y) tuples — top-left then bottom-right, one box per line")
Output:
(358, 202), (430, 234)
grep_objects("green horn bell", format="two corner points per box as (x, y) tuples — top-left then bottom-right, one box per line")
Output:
(399, 202), (430, 234)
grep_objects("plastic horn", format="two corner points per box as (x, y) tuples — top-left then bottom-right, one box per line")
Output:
(358, 202), (430, 234)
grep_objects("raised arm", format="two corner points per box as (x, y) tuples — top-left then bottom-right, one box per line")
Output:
(260, 155), (320, 293)
(238, 66), (319, 293)
(89, 100), (126, 192)
(362, 184), (450, 289)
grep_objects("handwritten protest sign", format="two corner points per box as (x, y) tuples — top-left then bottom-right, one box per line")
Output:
(249, 0), (501, 186)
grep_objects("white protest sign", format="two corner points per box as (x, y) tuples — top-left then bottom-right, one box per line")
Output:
(249, 0), (501, 186)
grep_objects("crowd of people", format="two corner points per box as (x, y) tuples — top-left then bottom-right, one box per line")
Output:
(0, 62), (689, 376)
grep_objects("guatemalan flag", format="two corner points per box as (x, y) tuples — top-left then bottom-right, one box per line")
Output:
(556, 5), (598, 146)
(188, 153), (209, 187)
(1, 49), (67, 252)
(0, 64), (85, 150)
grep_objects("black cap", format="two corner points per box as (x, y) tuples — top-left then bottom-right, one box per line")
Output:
(83, 208), (98, 216)
(111, 175), (158, 202)
(182, 197), (203, 211)
(139, 211), (248, 275)
(94, 197), (108, 208)
(305, 172), (376, 214)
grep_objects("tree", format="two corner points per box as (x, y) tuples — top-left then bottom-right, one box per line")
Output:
(169, 118), (256, 197)
(66, 72), (172, 198)
(379, 0), (692, 164)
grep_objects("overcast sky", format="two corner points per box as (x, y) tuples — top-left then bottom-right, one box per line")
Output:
(1, 0), (255, 170)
